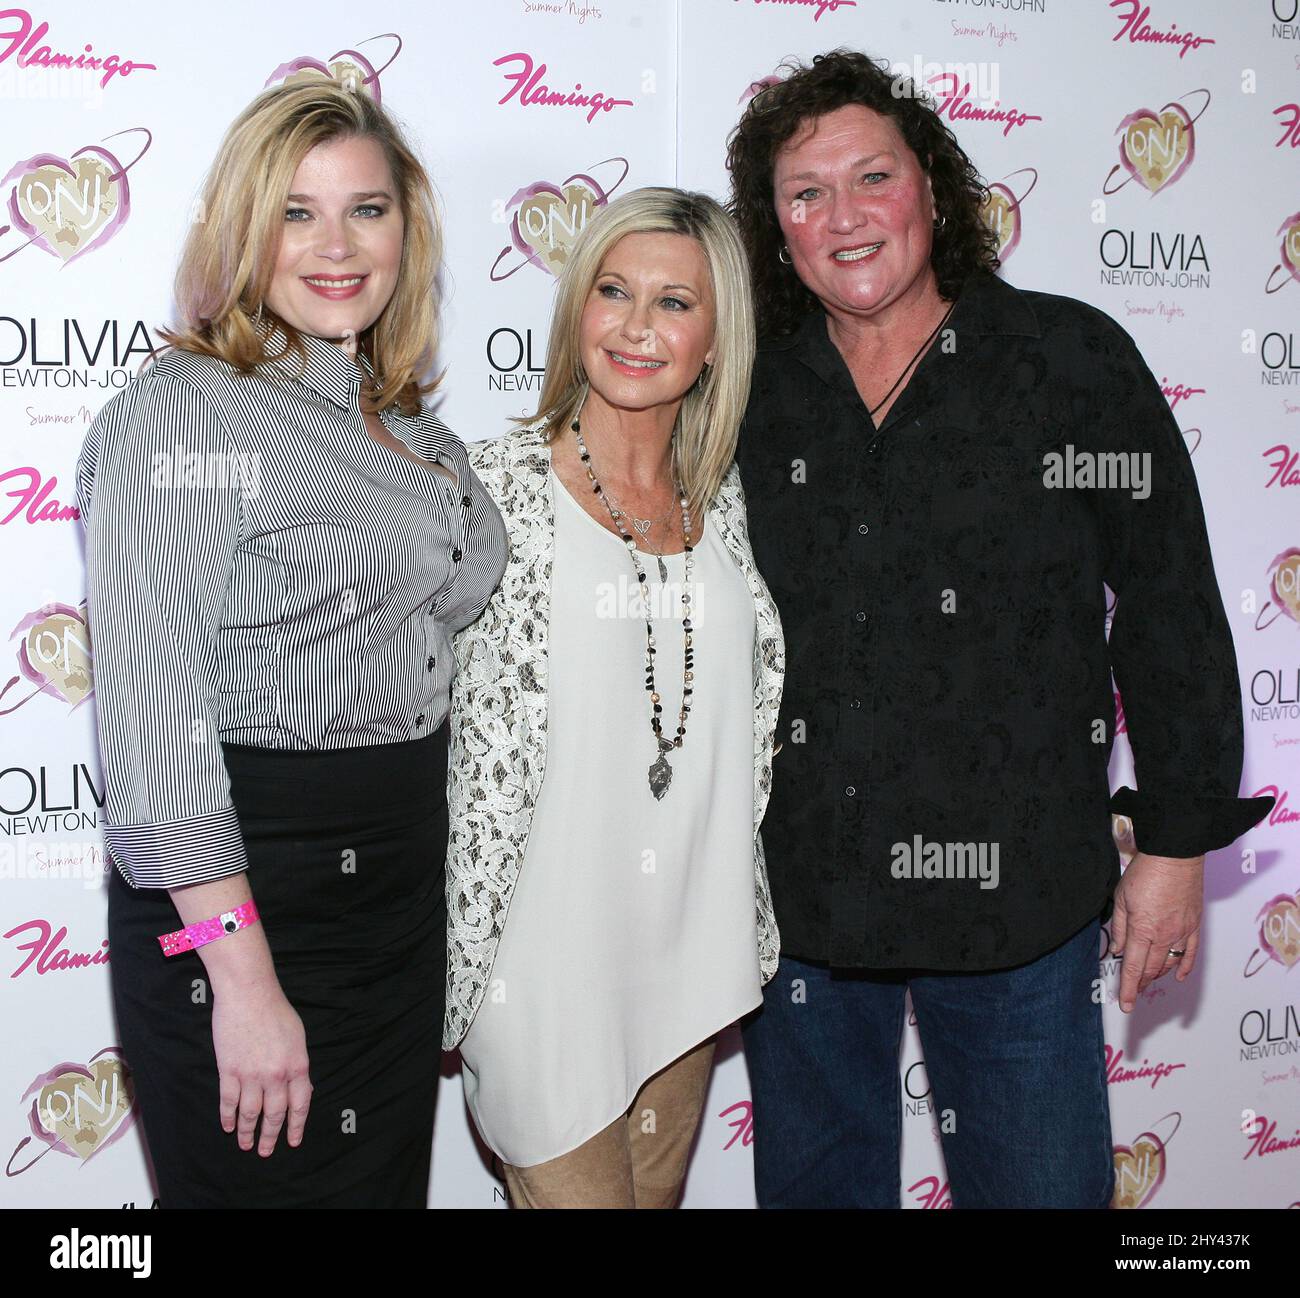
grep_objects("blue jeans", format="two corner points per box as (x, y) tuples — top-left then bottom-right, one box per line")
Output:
(741, 918), (1114, 1208)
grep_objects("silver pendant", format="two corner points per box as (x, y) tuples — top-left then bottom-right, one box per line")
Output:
(649, 752), (673, 799)
(633, 516), (652, 537)
(657, 556), (668, 583)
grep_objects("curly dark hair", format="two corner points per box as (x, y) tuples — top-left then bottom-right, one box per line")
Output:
(725, 48), (1000, 340)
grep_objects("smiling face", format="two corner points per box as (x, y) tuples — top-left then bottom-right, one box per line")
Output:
(264, 133), (404, 343)
(579, 230), (717, 413)
(773, 103), (938, 324)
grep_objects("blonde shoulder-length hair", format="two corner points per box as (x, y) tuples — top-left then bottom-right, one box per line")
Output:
(520, 186), (755, 516)
(158, 80), (442, 416)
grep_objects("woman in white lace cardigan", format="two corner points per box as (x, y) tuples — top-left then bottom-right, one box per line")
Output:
(443, 188), (785, 1208)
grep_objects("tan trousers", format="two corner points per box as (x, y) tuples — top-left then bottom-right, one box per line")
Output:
(501, 1035), (717, 1209)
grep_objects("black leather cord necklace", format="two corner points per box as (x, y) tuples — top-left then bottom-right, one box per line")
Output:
(867, 300), (956, 418)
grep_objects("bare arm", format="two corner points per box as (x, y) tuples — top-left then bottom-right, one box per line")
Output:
(167, 873), (312, 1156)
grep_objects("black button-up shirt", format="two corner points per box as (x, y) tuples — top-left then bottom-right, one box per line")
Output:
(737, 270), (1272, 971)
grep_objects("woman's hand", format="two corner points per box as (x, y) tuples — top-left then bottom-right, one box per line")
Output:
(211, 980), (312, 1156)
(167, 872), (311, 1156)
(1110, 852), (1205, 1013)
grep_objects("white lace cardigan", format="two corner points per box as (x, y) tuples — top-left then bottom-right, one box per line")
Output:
(442, 418), (785, 1049)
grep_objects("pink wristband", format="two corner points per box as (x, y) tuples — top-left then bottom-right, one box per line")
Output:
(158, 901), (260, 957)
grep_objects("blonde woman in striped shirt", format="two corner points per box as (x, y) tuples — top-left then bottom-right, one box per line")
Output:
(76, 81), (506, 1208)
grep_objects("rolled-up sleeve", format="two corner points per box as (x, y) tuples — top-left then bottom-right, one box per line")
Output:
(76, 374), (249, 889)
(1087, 316), (1274, 856)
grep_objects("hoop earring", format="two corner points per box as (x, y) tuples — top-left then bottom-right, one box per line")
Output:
(778, 245), (792, 265)
(933, 215), (946, 230)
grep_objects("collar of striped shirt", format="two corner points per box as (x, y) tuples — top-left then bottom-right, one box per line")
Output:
(256, 319), (377, 413)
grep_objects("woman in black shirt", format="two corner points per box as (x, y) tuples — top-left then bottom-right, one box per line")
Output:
(726, 49), (1272, 1209)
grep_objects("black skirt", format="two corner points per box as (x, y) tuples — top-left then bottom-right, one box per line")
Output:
(107, 726), (448, 1208)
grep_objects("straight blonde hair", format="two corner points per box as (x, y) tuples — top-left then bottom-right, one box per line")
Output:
(521, 187), (756, 516)
(159, 80), (442, 416)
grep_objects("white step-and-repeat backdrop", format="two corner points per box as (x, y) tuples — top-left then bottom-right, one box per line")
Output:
(1, 0), (1296, 1208)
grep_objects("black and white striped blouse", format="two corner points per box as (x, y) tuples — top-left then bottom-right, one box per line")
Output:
(75, 324), (509, 890)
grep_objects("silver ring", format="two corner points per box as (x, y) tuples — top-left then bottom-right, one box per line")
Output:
(1168, 947), (1186, 958)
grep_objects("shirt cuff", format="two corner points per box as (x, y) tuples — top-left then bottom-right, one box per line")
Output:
(1109, 786), (1275, 858)
(104, 807), (249, 889)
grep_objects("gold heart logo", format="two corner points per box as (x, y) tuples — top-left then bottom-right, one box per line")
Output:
(1284, 216), (1300, 284)
(980, 185), (1020, 259)
(276, 57), (379, 100)
(1271, 551), (1300, 624)
(516, 181), (601, 277)
(1120, 108), (1193, 194)
(1111, 813), (1138, 864)
(15, 605), (92, 707)
(14, 153), (122, 263)
(1112, 1133), (1165, 1209)
(1259, 893), (1300, 968)
(34, 1055), (134, 1160)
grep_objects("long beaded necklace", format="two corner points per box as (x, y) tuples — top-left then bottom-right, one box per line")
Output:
(571, 414), (693, 800)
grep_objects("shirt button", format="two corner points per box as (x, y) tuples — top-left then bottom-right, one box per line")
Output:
(845, 786), (856, 797)
(427, 605), (436, 616)
(461, 495), (472, 508)
(858, 523), (869, 535)
(427, 655), (436, 672)
(855, 611), (867, 623)
(451, 548), (462, 562)
(415, 714), (426, 728)
(850, 698), (861, 709)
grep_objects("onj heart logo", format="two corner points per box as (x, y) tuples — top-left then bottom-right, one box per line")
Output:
(1265, 210), (1300, 294)
(1254, 547), (1300, 632)
(6, 1049), (137, 1175)
(1103, 89), (1210, 196)
(979, 167), (1038, 262)
(1244, 889), (1300, 975)
(1260, 893), (1300, 968)
(0, 601), (92, 717)
(491, 157), (629, 281)
(0, 127), (151, 267)
(264, 33), (403, 102)
(1111, 812), (1138, 865)
(1112, 1112), (1181, 1209)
